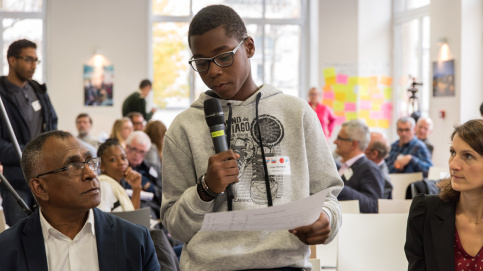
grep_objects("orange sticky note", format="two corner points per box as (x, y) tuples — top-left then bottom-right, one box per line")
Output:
(322, 99), (333, 108)
(380, 76), (393, 86)
(323, 85), (332, 92)
(368, 76), (378, 87)
(378, 119), (390, 129)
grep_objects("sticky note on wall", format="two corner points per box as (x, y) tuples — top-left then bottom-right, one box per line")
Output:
(323, 67), (336, 78)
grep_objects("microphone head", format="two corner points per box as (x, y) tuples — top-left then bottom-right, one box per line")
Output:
(204, 98), (225, 127)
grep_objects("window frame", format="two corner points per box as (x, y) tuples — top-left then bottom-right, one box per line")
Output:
(149, 0), (310, 110)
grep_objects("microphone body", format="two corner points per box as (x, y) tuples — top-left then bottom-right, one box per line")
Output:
(204, 98), (234, 202)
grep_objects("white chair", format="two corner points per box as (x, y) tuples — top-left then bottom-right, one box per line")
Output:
(337, 213), (408, 271)
(428, 166), (450, 180)
(109, 207), (151, 229)
(312, 200), (360, 270)
(389, 172), (423, 200)
(308, 258), (321, 271)
(339, 200), (360, 214)
(378, 199), (412, 213)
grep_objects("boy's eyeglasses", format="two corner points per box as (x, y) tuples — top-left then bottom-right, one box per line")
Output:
(189, 37), (247, 72)
(36, 157), (101, 178)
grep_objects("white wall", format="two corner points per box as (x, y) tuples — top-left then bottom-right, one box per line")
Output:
(46, 0), (149, 138)
(429, 0), (483, 167)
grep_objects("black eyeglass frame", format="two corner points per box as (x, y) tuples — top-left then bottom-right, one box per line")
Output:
(188, 37), (248, 72)
(36, 157), (101, 178)
(336, 135), (354, 142)
(16, 56), (41, 65)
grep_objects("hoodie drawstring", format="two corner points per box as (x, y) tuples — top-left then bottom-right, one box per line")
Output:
(226, 103), (234, 211)
(255, 92), (273, 207)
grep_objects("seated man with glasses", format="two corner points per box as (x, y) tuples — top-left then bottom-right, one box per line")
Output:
(124, 131), (162, 219)
(386, 116), (433, 177)
(334, 120), (385, 213)
(0, 130), (159, 271)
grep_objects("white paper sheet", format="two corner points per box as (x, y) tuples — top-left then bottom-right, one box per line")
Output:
(200, 188), (330, 231)
(125, 189), (154, 201)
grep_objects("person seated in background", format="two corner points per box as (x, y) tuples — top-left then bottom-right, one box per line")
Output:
(144, 120), (167, 172)
(415, 116), (434, 155)
(110, 117), (133, 150)
(308, 86), (336, 140)
(405, 119), (483, 270)
(335, 120), (385, 213)
(386, 117), (433, 177)
(122, 79), (156, 121)
(0, 130), (159, 270)
(124, 131), (162, 219)
(365, 131), (393, 199)
(127, 111), (146, 131)
(76, 113), (100, 150)
(97, 139), (142, 212)
(480, 102), (483, 117)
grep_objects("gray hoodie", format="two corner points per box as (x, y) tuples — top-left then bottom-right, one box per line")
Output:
(161, 84), (343, 270)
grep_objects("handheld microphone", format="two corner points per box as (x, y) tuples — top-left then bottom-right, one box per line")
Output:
(203, 98), (234, 202)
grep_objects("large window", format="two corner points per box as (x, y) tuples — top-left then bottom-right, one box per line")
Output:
(151, 0), (306, 109)
(0, 0), (45, 82)
(393, 0), (430, 118)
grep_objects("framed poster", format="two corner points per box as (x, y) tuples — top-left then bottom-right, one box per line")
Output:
(84, 64), (114, 106)
(432, 59), (455, 97)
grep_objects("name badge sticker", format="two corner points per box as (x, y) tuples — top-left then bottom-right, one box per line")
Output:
(31, 100), (42, 112)
(149, 167), (158, 178)
(265, 156), (291, 175)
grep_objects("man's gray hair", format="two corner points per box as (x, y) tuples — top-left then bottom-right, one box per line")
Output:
(126, 131), (152, 150)
(342, 119), (370, 151)
(417, 116), (433, 130)
(21, 130), (74, 181)
(398, 116), (416, 128)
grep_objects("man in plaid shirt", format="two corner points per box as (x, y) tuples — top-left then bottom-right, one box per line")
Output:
(386, 117), (433, 178)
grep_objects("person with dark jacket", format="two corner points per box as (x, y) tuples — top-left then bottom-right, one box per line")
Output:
(0, 39), (57, 227)
(122, 79), (156, 121)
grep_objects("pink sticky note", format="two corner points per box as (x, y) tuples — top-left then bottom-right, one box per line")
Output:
(323, 91), (334, 99)
(360, 100), (371, 110)
(370, 111), (382, 119)
(345, 102), (356, 112)
(335, 116), (346, 125)
(382, 103), (393, 119)
(336, 74), (348, 85)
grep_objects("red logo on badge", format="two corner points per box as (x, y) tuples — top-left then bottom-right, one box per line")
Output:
(280, 158), (284, 163)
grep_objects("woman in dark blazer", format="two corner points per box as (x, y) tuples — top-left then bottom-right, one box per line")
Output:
(405, 119), (483, 271)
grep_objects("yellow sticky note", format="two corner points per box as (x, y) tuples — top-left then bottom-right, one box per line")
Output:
(367, 119), (377, 127)
(359, 110), (370, 119)
(335, 92), (346, 101)
(334, 101), (345, 111)
(333, 84), (344, 93)
(359, 77), (368, 87)
(359, 86), (368, 96)
(346, 93), (357, 102)
(348, 76), (359, 86)
(369, 87), (381, 95)
(360, 94), (371, 101)
(323, 67), (336, 78)
(346, 112), (358, 120)
(368, 76), (378, 87)
(378, 119), (390, 129)
(371, 103), (381, 111)
(325, 76), (336, 86)
(384, 87), (392, 100)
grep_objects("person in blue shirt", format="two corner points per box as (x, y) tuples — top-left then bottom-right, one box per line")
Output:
(386, 117), (433, 177)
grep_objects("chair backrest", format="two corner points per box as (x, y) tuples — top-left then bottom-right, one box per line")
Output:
(339, 200), (360, 214)
(389, 172), (423, 200)
(378, 199), (412, 213)
(428, 166), (450, 180)
(337, 213), (408, 271)
(109, 207), (151, 229)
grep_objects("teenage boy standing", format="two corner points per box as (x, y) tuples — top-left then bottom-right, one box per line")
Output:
(160, 5), (343, 270)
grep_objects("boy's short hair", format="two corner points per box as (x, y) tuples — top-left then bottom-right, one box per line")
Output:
(188, 5), (247, 47)
(7, 39), (36, 60)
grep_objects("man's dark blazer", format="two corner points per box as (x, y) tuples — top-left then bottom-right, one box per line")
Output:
(337, 155), (385, 213)
(0, 208), (160, 271)
(405, 194), (456, 271)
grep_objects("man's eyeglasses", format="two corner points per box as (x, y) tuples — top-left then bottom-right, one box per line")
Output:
(36, 157), (101, 178)
(127, 146), (147, 156)
(336, 136), (353, 142)
(16, 56), (41, 65)
(188, 37), (247, 72)
(397, 128), (411, 133)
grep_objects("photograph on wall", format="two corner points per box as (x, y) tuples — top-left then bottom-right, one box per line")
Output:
(83, 65), (114, 106)
(432, 59), (455, 97)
